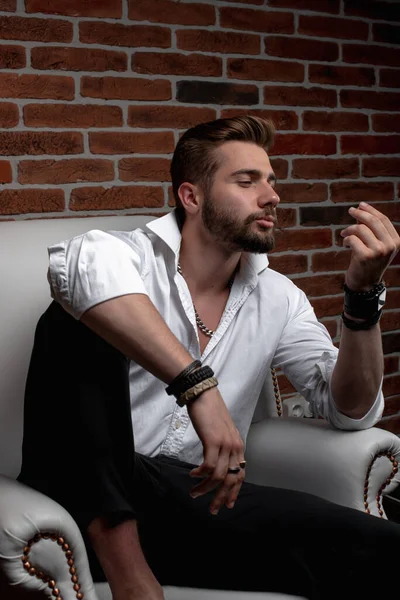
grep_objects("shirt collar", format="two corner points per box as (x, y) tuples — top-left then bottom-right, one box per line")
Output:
(145, 210), (269, 276)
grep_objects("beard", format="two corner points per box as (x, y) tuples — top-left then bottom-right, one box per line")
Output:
(201, 193), (276, 254)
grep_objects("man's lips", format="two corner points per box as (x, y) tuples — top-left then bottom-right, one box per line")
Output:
(254, 215), (277, 227)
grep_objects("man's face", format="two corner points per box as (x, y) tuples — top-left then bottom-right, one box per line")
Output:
(200, 140), (280, 254)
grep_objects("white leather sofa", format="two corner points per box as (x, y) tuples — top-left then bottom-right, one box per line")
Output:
(0, 215), (399, 600)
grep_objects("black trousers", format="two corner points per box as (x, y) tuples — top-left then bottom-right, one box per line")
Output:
(18, 303), (400, 599)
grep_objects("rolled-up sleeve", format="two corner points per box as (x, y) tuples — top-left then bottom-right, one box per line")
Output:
(272, 283), (384, 431)
(47, 229), (148, 320)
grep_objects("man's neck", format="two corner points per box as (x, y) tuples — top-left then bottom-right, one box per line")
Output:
(179, 222), (241, 296)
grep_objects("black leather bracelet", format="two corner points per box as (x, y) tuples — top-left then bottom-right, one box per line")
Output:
(165, 360), (201, 397)
(169, 365), (215, 400)
(343, 281), (386, 320)
(341, 310), (382, 331)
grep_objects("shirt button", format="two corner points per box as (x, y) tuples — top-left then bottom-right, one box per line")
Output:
(175, 419), (182, 429)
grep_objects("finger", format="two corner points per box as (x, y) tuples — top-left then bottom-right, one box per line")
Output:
(189, 445), (220, 481)
(342, 234), (368, 255)
(346, 206), (392, 245)
(190, 447), (230, 498)
(341, 223), (382, 253)
(209, 452), (244, 515)
(225, 476), (244, 509)
(356, 203), (400, 244)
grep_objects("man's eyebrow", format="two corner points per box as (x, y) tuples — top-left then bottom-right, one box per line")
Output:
(230, 169), (277, 182)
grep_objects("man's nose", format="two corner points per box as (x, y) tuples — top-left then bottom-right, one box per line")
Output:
(258, 182), (280, 208)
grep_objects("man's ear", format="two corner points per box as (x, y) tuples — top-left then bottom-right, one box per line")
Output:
(178, 182), (201, 216)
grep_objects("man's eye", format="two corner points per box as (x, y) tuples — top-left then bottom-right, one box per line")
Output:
(238, 181), (252, 186)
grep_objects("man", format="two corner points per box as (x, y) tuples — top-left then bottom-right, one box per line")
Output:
(19, 116), (400, 600)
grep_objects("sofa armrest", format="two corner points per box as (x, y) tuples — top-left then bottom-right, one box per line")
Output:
(0, 475), (98, 600)
(244, 418), (400, 518)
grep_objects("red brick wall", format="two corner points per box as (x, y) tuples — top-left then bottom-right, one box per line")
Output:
(0, 0), (399, 430)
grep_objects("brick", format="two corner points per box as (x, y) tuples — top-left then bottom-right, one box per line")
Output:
(0, 0), (16, 10)
(223, 0), (264, 4)
(268, 0), (340, 13)
(277, 207), (296, 228)
(303, 111), (368, 133)
(79, 21), (171, 49)
(270, 158), (288, 179)
(24, 103), (122, 128)
(18, 159), (114, 184)
(383, 394), (400, 417)
(311, 250), (350, 272)
(385, 268), (400, 288)
(277, 374), (296, 395)
(363, 158), (400, 178)
(0, 45), (25, 69)
(267, 253), (308, 275)
(264, 86), (336, 108)
(273, 228), (332, 252)
(221, 109), (298, 131)
(293, 158), (359, 180)
(118, 158), (171, 182)
(176, 29), (260, 55)
(0, 102), (19, 128)
(0, 188), (64, 215)
(341, 89), (400, 112)
(177, 81), (258, 105)
(384, 356), (399, 375)
(0, 132), (83, 155)
(132, 52), (222, 77)
(0, 161), (12, 183)
(128, 105), (216, 129)
(294, 273), (344, 297)
(70, 186), (164, 211)
(89, 131), (174, 155)
(301, 202), (399, 227)
(0, 73), (73, 100)
(322, 319), (338, 339)
(372, 114), (400, 133)
(220, 7), (294, 34)
(311, 295), (343, 319)
(381, 313), (400, 337)
(31, 46), (127, 72)
(25, 0), (121, 17)
(309, 64), (375, 87)
(273, 134), (336, 156)
(278, 183), (328, 204)
(373, 23), (400, 45)
(376, 416), (400, 434)
(0, 16), (72, 42)
(380, 68), (400, 89)
(344, 0), (400, 22)
(227, 58), (304, 83)
(265, 36), (338, 62)
(341, 135), (400, 155)
(387, 290), (400, 311)
(383, 375), (400, 398)
(331, 182), (394, 204)
(343, 44), (400, 68)
(128, 0), (215, 26)
(81, 76), (171, 101)
(299, 15), (368, 40)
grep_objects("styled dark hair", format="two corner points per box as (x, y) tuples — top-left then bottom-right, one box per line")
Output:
(170, 115), (275, 229)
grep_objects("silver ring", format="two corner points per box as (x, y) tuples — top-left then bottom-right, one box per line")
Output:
(227, 466), (241, 474)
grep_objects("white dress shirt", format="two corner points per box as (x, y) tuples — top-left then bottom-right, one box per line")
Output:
(48, 211), (384, 465)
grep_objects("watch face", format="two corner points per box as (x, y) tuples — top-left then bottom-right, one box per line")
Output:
(378, 288), (386, 308)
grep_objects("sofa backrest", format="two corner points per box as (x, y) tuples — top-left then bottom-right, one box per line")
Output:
(0, 214), (278, 478)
